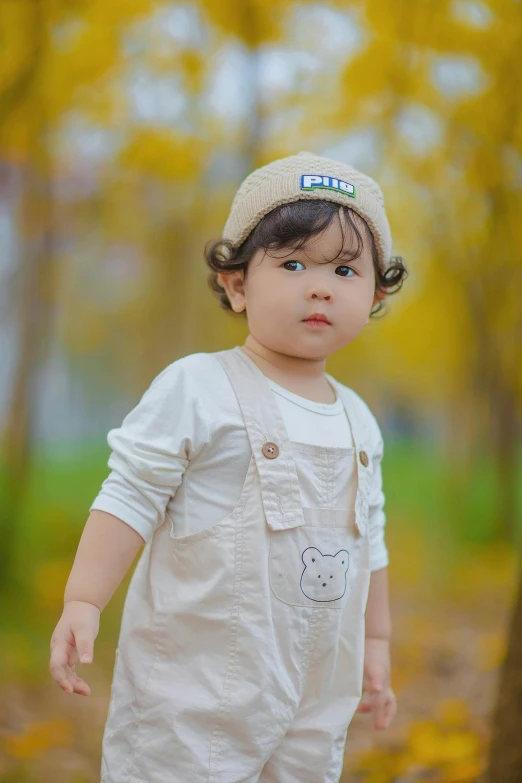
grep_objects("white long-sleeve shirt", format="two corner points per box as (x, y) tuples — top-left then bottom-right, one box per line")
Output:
(90, 351), (389, 572)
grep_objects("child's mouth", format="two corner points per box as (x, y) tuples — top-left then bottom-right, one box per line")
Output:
(303, 319), (331, 328)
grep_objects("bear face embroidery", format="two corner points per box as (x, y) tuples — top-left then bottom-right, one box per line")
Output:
(300, 547), (350, 603)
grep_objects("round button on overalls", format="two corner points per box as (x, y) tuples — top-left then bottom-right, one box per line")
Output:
(359, 450), (369, 467)
(262, 442), (279, 459)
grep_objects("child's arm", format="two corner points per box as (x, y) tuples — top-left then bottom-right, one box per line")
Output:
(64, 509), (145, 610)
(49, 510), (145, 697)
(49, 357), (213, 698)
(364, 565), (391, 640)
(358, 566), (397, 730)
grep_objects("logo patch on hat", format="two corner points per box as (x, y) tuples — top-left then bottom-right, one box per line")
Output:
(300, 174), (356, 197)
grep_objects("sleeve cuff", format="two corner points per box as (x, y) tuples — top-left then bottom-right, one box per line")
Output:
(370, 557), (389, 572)
(369, 542), (389, 572)
(89, 496), (155, 544)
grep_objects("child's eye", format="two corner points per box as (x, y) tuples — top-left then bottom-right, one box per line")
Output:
(282, 261), (305, 271)
(335, 266), (355, 277)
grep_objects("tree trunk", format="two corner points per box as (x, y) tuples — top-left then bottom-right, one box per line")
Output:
(0, 157), (57, 593)
(491, 383), (519, 544)
(485, 569), (522, 781)
(0, 0), (58, 593)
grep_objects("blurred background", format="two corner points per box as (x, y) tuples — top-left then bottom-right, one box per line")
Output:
(0, 1), (521, 781)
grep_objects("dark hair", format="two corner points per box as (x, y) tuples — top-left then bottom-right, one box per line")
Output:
(205, 200), (408, 318)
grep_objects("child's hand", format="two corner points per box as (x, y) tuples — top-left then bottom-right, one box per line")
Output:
(356, 637), (397, 730)
(49, 600), (100, 696)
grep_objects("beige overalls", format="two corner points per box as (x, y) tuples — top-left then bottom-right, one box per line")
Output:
(101, 345), (374, 783)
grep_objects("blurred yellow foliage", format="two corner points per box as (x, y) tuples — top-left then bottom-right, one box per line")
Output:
(387, 530), (429, 587)
(2, 719), (73, 759)
(352, 746), (412, 781)
(351, 690), (489, 781)
(0, 3), (35, 95)
(436, 699), (470, 729)
(198, 0), (286, 46)
(179, 50), (205, 93)
(438, 757), (485, 782)
(119, 130), (204, 180)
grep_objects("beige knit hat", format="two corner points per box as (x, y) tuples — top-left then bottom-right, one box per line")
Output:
(223, 151), (392, 268)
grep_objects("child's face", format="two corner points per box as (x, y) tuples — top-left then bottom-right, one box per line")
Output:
(221, 209), (380, 360)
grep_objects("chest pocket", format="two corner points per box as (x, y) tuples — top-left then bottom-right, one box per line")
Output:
(268, 442), (372, 609)
(269, 508), (365, 609)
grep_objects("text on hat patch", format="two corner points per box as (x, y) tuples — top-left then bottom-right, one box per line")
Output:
(300, 174), (356, 197)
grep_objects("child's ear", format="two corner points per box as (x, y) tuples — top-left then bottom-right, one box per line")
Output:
(218, 269), (246, 313)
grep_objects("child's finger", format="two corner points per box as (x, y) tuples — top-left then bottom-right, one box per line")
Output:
(383, 691), (398, 725)
(50, 641), (92, 695)
(371, 690), (388, 730)
(50, 643), (76, 693)
(70, 675), (91, 696)
(74, 628), (94, 664)
(373, 691), (396, 730)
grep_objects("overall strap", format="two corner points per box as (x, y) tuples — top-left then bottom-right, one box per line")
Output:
(214, 347), (305, 532)
(326, 374), (373, 537)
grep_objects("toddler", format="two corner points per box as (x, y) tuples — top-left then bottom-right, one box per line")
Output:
(50, 151), (408, 782)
